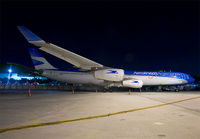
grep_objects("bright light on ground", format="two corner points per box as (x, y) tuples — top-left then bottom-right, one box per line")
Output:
(8, 69), (12, 73)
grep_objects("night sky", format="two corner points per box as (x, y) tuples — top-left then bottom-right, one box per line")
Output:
(0, 0), (199, 75)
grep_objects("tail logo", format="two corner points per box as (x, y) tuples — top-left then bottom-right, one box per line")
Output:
(32, 59), (44, 66)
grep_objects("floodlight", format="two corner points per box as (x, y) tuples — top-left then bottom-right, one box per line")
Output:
(8, 69), (12, 73)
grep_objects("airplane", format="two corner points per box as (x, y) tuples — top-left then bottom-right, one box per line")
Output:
(17, 26), (195, 89)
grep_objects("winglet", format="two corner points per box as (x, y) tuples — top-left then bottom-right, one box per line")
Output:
(17, 26), (43, 42)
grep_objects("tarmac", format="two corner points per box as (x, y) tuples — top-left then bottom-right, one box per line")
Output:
(0, 90), (200, 139)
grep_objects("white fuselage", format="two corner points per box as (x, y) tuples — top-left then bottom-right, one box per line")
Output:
(42, 70), (188, 86)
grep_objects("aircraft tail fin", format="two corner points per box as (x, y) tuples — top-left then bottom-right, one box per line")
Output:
(18, 26), (104, 70)
(28, 48), (56, 70)
(17, 26), (44, 42)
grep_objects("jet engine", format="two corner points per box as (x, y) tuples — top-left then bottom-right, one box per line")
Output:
(94, 69), (124, 81)
(122, 79), (143, 88)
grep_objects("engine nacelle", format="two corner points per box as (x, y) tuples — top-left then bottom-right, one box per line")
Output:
(94, 69), (124, 81)
(123, 79), (143, 88)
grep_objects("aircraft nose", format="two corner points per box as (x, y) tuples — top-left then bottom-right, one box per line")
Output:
(187, 76), (195, 84)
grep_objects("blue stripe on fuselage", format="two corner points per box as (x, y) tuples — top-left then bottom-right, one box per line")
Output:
(125, 71), (182, 76)
(124, 71), (188, 80)
(125, 71), (194, 84)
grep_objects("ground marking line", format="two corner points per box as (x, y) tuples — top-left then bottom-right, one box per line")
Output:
(0, 95), (200, 133)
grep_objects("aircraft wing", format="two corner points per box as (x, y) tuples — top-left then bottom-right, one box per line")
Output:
(17, 26), (104, 70)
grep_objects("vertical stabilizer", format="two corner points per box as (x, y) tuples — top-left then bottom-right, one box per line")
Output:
(28, 48), (56, 70)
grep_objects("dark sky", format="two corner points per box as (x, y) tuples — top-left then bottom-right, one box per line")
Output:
(0, 0), (199, 75)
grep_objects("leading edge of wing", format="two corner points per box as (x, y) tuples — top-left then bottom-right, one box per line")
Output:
(17, 26), (104, 70)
